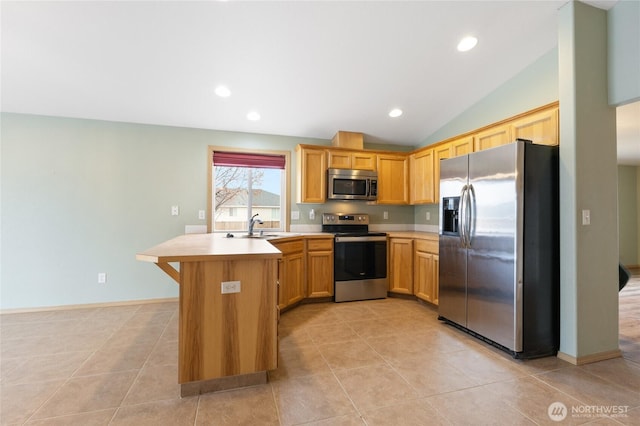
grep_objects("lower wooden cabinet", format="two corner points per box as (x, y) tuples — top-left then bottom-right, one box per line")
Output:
(306, 237), (334, 298)
(389, 237), (414, 294)
(413, 239), (439, 305)
(271, 239), (305, 309)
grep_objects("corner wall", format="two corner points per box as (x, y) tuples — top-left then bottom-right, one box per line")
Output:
(558, 1), (619, 361)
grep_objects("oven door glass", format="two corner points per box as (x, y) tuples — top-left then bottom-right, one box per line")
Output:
(334, 240), (387, 281)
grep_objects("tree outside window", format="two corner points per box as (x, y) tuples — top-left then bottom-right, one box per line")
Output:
(211, 151), (285, 232)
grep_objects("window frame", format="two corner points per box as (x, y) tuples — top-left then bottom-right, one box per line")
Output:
(207, 146), (290, 233)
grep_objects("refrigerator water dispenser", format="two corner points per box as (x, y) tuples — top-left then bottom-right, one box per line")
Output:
(442, 196), (460, 235)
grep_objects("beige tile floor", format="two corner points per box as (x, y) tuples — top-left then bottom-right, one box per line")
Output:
(1, 277), (639, 425)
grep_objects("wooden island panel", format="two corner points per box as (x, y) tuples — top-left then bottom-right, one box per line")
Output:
(179, 258), (278, 385)
(136, 233), (281, 396)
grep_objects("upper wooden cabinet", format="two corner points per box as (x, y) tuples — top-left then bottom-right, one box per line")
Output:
(450, 136), (473, 157)
(377, 154), (409, 204)
(474, 123), (512, 152)
(327, 149), (377, 171)
(296, 145), (326, 203)
(409, 149), (434, 205)
(510, 106), (559, 146)
(433, 143), (452, 203)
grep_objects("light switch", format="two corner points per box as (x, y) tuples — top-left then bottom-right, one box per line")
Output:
(291, 211), (300, 220)
(171, 205), (179, 216)
(383, 211), (389, 220)
(582, 209), (590, 226)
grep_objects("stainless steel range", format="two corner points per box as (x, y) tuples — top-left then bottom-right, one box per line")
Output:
(322, 213), (388, 302)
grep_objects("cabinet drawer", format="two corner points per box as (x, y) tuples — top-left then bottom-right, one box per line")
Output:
(271, 239), (304, 255)
(415, 239), (438, 254)
(307, 238), (333, 251)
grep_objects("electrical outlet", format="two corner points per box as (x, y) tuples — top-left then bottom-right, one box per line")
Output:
(383, 211), (389, 220)
(291, 211), (300, 220)
(221, 280), (241, 294)
(98, 272), (107, 284)
(426, 212), (431, 221)
(171, 205), (179, 216)
(198, 210), (205, 220)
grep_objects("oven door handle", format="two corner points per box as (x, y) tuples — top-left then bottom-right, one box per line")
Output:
(335, 236), (387, 243)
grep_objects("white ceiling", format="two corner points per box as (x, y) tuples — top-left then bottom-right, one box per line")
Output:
(1, 1), (637, 164)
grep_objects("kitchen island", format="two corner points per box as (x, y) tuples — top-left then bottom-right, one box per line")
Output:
(136, 233), (282, 396)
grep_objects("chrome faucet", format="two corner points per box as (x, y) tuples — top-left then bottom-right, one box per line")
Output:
(248, 213), (263, 236)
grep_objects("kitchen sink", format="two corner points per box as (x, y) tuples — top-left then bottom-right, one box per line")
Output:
(241, 234), (280, 239)
(225, 232), (300, 240)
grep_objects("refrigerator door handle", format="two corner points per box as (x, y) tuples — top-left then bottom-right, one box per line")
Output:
(467, 184), (476, 247)
(459, 185), (468, 247)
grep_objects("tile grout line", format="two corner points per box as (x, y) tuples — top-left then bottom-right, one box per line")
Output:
(109, 307), (178, 424)
(17, 305), (143, 425)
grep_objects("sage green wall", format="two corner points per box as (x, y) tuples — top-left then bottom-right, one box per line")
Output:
(608, 0), (640, 106)
(418, 47), (559, 148)
(618, 165), (640, 266)
(0, 113), (417, 310)
(0, 113), (332, 310)
(413, 47), (559, 226)
(558, 1), (619, 359)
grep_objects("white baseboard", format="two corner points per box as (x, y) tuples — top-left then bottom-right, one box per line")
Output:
(0, 297), (179, 315)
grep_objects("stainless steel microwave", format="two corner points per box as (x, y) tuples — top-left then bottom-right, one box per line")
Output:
(327, 168), (378, 201)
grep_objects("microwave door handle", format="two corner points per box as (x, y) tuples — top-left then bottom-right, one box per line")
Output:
(366, 179), (371, 198)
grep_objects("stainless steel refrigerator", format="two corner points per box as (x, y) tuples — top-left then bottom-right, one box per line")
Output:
(438, 140), (559, 358)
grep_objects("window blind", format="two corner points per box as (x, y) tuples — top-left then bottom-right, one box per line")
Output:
(213, 151), (286, 169)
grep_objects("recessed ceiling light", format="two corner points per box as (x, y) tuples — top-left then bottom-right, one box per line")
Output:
(247, 111), (261, 121)
(389, 108), (403, 118)
(457, 36), (478, 52)
(214, 85), (231, 97)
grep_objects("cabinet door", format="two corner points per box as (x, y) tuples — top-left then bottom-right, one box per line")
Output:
(414, 250), (434, 303)
(432, 254), (439, 305)
(433, 143), (451, 203)
(307, 250), (333, 298)
(510, 107), (559, 146)
(410, 149), (434, 205)
(327, 150), (352, 169)
(413, 239), (438, 305)
(272, 239), (305, 309)
(327, 150), (376, 171)
(306, 238), (334, 298)
(351, 152), (376, 171)
(296, 146), (326, 203)
(389, 238), (413, 294)
(285, 252), (305, 306)
(451, 136), (473, 157)
(377, 154), (409, 204)
(474, 124), (512, 152)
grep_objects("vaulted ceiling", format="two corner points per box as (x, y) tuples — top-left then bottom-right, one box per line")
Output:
(2, 1), (637, 164)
